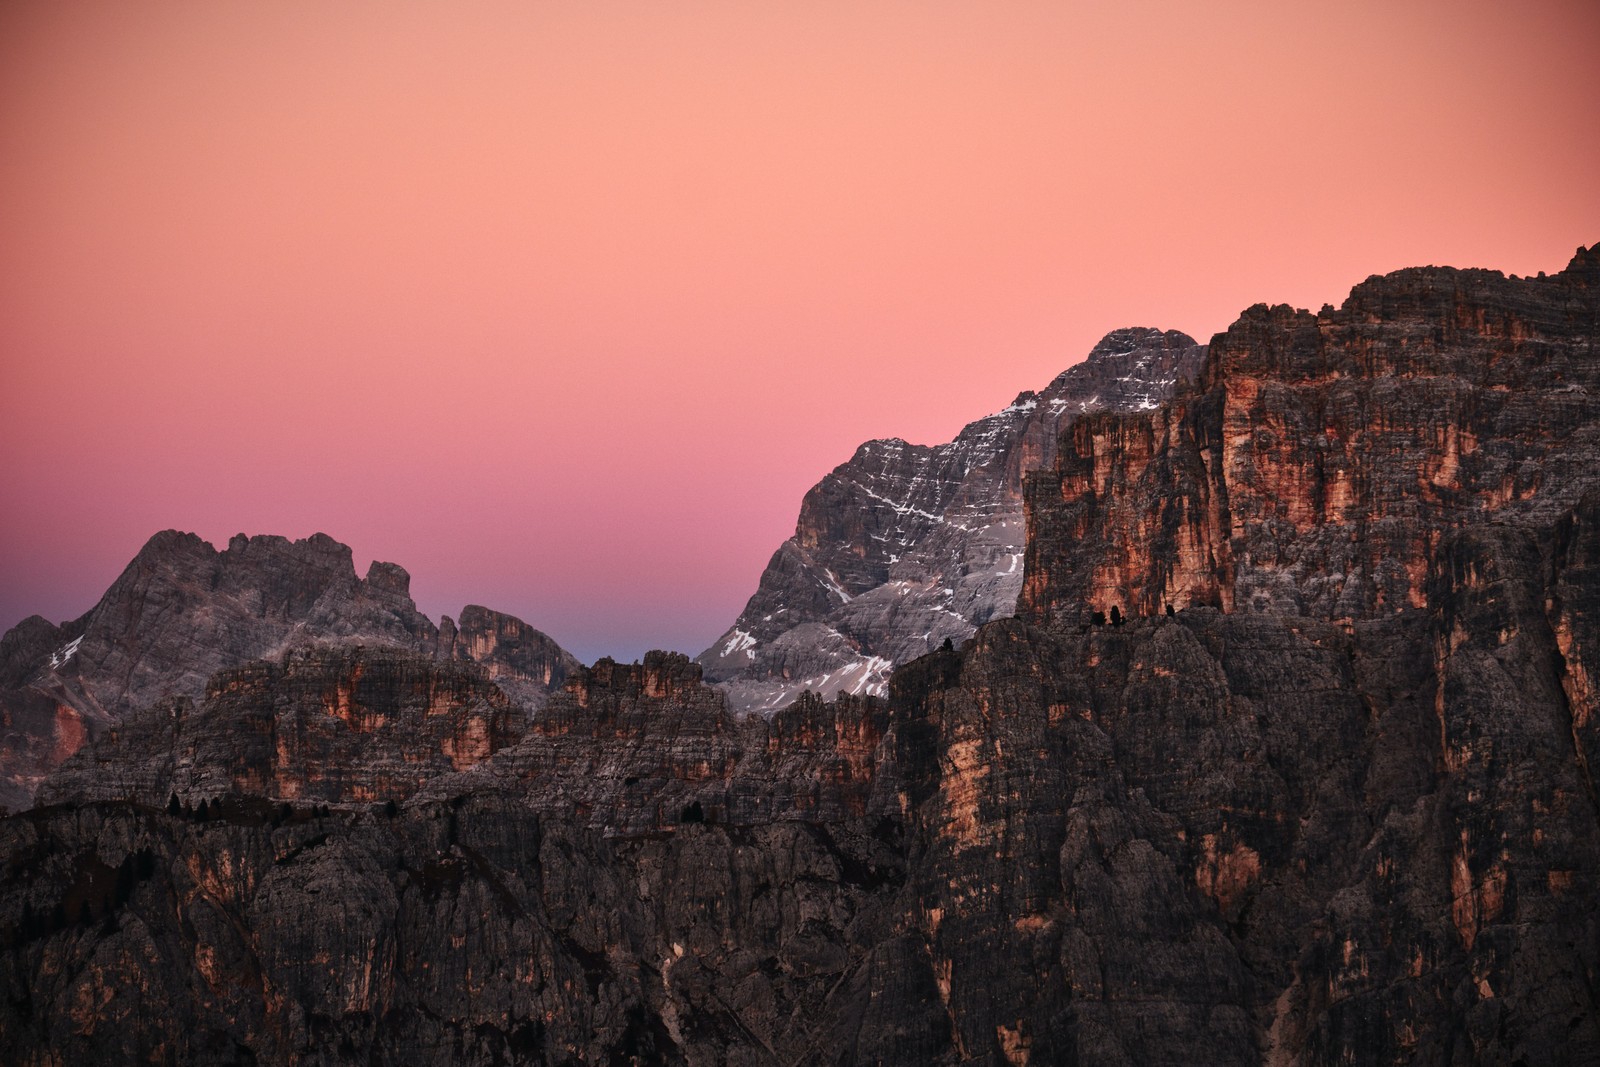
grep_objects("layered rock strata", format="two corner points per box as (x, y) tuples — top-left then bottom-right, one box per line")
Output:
(37, 646), (528, 809)
(701, 328), (1205, 713)
(6, 529), (1597, 1064)
(1023, 248), (1600, 625)
(0, 532), (579, 811)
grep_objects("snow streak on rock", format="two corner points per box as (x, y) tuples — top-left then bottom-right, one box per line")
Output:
(699, 328), (1206, 713)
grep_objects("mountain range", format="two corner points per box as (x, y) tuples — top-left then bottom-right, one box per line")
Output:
(1, 245), (1596, 1064)
(0, 532), (576, 812)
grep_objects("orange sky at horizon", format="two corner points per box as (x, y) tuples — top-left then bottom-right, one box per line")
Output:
(3, 0), (1597, 662)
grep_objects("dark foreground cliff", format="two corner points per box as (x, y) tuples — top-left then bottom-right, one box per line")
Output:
(1, 248), (1597, 1064)
(4, 554), (1597, 1064)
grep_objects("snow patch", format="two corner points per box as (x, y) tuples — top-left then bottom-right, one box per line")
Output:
(838, 655), (895, 696)
(846, 481), (948, 524)
(49, 635), (84, 671)
(818, 569), (853, 604)
(721, 629), (758, 658)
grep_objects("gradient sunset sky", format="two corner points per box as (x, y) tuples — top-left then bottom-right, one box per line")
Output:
(3, 0), (1597, 663)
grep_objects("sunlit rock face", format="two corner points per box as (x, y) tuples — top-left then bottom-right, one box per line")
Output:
(700, 327), (1206, 714)
(0, 533), (579, 811)
(1023, 246), (1600, 626)
(1, 248), (1596, 1064)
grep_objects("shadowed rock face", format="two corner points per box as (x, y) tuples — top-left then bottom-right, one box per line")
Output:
(700, 328), (1206, 714)
(37, 646), (529, 809)
(1, 248), (1597, 1064)
(6, 529), (1596, 1064)
(5, 649), (911, 1066)
(0, 532), (579, 811)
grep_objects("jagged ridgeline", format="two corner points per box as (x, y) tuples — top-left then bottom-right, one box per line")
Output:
(0, 532), (579, 811)
(1, 246), (1597, 1064)
(697, 326), (1207, 713)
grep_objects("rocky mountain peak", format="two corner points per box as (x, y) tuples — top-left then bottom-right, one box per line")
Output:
(0, 532), (578, 811)
(698, 327), (1206, 714)
(1563, 241), (1600, 283)
(1086, 325), (1196, 358)
(364, 560), (412, 598)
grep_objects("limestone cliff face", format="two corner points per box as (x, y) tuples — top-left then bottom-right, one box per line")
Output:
(427, 651), (895, 835)
(37, 646), (527, 809)
(0, 533), (579, 811)
(873, 499), (1600, 1063)
(702, 328), (1205, 713)
(5, 649), (910, 1066)
(1023, 247), (1600, 625)
(43, 646), (894, 842)
(7, 529), (1596, 1064)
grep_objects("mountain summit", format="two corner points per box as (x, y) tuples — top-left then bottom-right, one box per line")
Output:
(698, 327), (1205, 712)
(0, 531), (577, 810)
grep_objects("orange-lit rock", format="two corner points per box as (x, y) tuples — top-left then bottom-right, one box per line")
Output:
(1024, 247), (1600, 627)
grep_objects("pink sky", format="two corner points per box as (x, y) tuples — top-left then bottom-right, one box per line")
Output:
(3, 0), (1597, 663)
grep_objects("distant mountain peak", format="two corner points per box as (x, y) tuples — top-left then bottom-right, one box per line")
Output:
(0, 531), (578, 810)
(697, 327), (1207, 714)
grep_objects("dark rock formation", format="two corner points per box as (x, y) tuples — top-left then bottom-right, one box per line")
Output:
(38, 646), (527, 809)
(0, 532), (579, 811)
(2, 246), (1597, 1064)
(4, 648), (907, 1066)
(701, 328), (1205, 713)
(874, 528), (1599, 1063)
(9, 564), (1596, 1062)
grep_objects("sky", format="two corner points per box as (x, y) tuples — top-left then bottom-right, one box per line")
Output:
(2, 0), (1597, 664)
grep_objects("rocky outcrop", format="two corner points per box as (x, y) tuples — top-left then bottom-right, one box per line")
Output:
(1023, 247), (1600, 625)
(702, 328), (1205, 713)
(438, 604), (578, 709)
(42, 645), (895, 840)
(0, 532), (579, 811)
(37, 646), (527, 809)
(421, 651), (895, 836)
